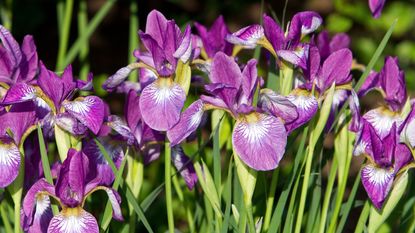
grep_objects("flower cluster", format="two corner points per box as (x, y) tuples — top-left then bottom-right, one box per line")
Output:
(0, 3), (413, 232)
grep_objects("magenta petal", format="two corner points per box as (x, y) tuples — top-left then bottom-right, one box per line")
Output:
(172, 146), (198, 190)
(22, 194), (53, 233)
(320, 48), (352, 89)
(358, 71), (380, 97)
(55, 113), (88, 136)
(125, 90), (141, 132)
(232, 113), (287, 171)
(139, 79), (186, 131)
(145, 10), (168, 46)
(200, 95), (228, 109)
(263, 15), (284, 50)
(103, 66), (132, 91)
(47, 209), (99, 233)
(348, 90), (361, 132)
(259, 89), (299, 124)
(0, 138), (20, 188)
(285, 91), (318, 133)
(363, 108), (402, 139)
(369, 0), (386, 18)
(240, 59), (258, 105)
(210, 52), (242, 88)
(174, 25), (192, 63)
(167, 99), (204, 146)
(226, 24), (264, 48)
(107, 115), (135, 145)
(361, 164), (394, 209)
(288, 11), (322, 41)
(277, 44), (309, 69)
(102, 187), (123, 221)
(1, 82), (37, 105)
(63, 96), (105, 134)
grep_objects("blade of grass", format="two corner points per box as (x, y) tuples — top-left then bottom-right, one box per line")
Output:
(55, 0), (74, 70)
(354, 201), (370, 233)
(128, 0), (139, 81)
(77, 0), (90, 81)
(220, 159), (233, 233)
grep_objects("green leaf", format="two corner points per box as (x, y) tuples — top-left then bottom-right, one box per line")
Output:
(194, 161), (222, 217)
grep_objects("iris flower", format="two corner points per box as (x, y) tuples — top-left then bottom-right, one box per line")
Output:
(22, 149), (122, 233)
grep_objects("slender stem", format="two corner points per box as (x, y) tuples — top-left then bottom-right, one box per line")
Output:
(319, 159), (338, 233)
(213, 121), (221, 200)
(165, 141), (174, 233)
(128, 0), (139, 81)
(0, 202), (13, 233)
(77, 0), (90, 81)
(56, 0), (74, 71)
(354, 201), (370, 233)
(9, 153), (24, 233)
(263, 169), (279, 231)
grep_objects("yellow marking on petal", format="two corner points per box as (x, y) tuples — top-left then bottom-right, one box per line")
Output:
(62, 207), (82, 217)
(257, 37), (277, 58)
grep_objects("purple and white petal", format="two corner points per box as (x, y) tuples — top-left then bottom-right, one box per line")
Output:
(232, 113), (287, 171)
(288, 11), (322, 41)
(285, 90), (318, 133)
(0, 138), (20, 187)
(47, 208), (99, 233)
(55, 113), (88, 136)
(172, 146), (198, 189)
(102, 66), (133, 91)
(22, 194), (53, 233)
(363, 108), (403, 139)
(277, 44), (309, 69)
(167, 99), (204, 146)
(1, 82), (37, 105)
(258, 89), (298, 124)
(226, 24), (264, 48)
(63, 96), (105, 135)
(100, 187), (123, 221)
(400, 103), (415, 147)
(361, 164), (394, 209)
(107, 115), (135, 145)
(174, 25), (192, 63)
(139, 78), (186, 131)
(348, 90), (361, 132)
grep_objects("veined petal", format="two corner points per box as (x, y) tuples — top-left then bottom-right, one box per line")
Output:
(174, 25), (192, 63)
(139, 78), (186, 131)
(1, 82), (37, 105)
(320, 48), (352, 89)
(63, 96), (105, 134)
(210, 52), (242, 88)
(47, 208), (99, 233)
(22, 194), (53, 233)
(18, 35), (39, 83)
(172, 146), (198, 189)
(107, 115), (135, 145)
(167, 99), (204, 146)
(363, 108), (403, 139)
(226, 24), (264, 48)
(348, 90), (361, 132)
(145, 10), (168, 47)
(0, 138), (20, 187)
(102, 66), (132, 91)
(232, 113), (287, 171)
(0, 25), (22, 67)
(361, 164), (394, 209)
(369, 0), (386, 18)
(240, 59), (258, 105)
(262, 15), (284, 51)
(285, 90), (318, 133)
(277, 44), (309, 69)
(259, 89), (298, 123)
(288, 11), (322, 41)
(55, 113), (88, 136)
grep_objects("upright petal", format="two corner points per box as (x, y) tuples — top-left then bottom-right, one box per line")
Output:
(167, 99), (204, 146)
(145, 10), (168, 47)
(232, 112), (287, 171)
(210, 52), (242, 88)
(139, 32), (174, 77)
(139, 78), (186, 131)
(18, 35), (39, 83)
(172, 146), (198, 189)
(361, 164), (394, 209)
(348, 90), (361, 132)
(320, 48), (352, 90)
(240, 59), (258, 105)
(0, 102), (37, 144)
(47, 208), (99, 233)
(0, 137), (20, 187)
(369, 0), (386, 18)
(63, 96), (105, 134)
(358, 71), (380, 97)
(0, 25), (22, 67)
(263, 15), (284, 51)
(226, 25), (264, 48)
(380, 56), (407, 111)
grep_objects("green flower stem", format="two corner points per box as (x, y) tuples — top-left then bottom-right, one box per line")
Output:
(126, 154), (144, 233)
(77, 0), (90, 81)
(56, 0), (74, 71)
(318, 159), (338, 233)
(9, 152), (24, 233)
(128, 0), (139, 81)
(213, 120), (221, 203)
(354, 201), (370, 233)
(280, 62), (293, 95)
(262, 169), (279, 232)
(165, 141), (174, 233)
(0, 201), (12, 233)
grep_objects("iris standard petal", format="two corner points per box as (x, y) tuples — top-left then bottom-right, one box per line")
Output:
(320, 48), (352, 90)
(63, 96), (105, 135)
(288, 11), (322, 41)
(139, 78), (186, 131)
(47, 208), (99, 233)
(369, 0), (386, 18)
(0, 138), (20, 187)
(361, 164), (394, 209)
(232, 112), (287, 171)
(210, 52), (242, 88)
(167, 99), (204, 146)
(0, 25), (22, 67)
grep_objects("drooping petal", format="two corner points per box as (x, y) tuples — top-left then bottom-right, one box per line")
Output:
(22, 194), (53, 233)
(125, 90), (141, 132)
(258, 89), (298, 124)
(400, 102), (415, 147)
(369, 0), (386, 18)
(200, 94), (228, 110)
(288, 11), (322, 42)
(226, 25), (264, 48)
(47, 208), (99, 233)
(139, 78), (186, 131)
(0, 102), (37, 144)
(361, 164), (394, 209)
(363, 108), (403, 139)
(353, 119), (375, 157)
(285, 90), (318, 132)
(102, 187), (123, 221)
(167, 99), (204, 146)
(107, 115), (135, 145)
(172, 146), (198, 189)
(1, 82), (37, 105)
(232, 112), (287, 171)
(210, 52), (242, 88)
(76, 73), (94, 91)
(0, 137), (20, 188)
(55, 113), (88, 136)
(63, 96), (105, 134)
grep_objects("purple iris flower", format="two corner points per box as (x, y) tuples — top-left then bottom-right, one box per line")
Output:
(1, 63), (103, 137)
(354, 120), (412, 209)
(106, 90), (197, 189)
(0, 102), (37, 188)
(22, 149), (123, 233)
(194, 15), (233, 59)
(104, 10), (192, 132)
(227, 12), (322, 69)
(0, 25), (38, 86)
(369, 0), (386, 18)
(316, 30), (351, 61)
